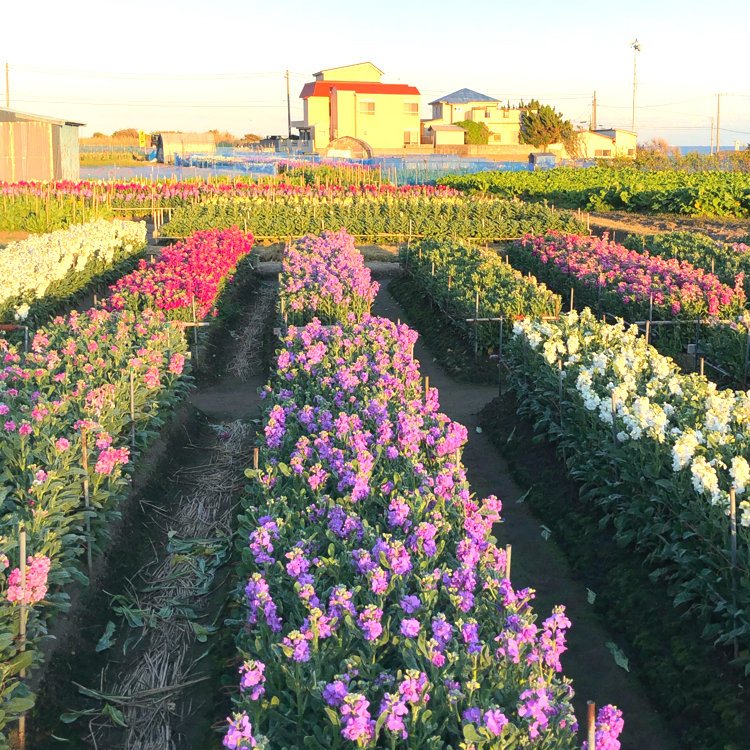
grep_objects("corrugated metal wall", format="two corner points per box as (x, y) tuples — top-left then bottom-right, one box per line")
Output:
(58, 125), (80, 180)
(0, 121), (55, 181)
(0, 121), (80, 180)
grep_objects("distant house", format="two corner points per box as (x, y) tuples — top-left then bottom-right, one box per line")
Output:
(577, 129), (637, 159)
(294, 62), (422, 153)
(423, 89), (523, 145)
(154, 132), (216, 164)
(427, 124), (466, 147)
(0, 107), (84, 181)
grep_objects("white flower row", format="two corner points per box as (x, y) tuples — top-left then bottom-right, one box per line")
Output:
(513, 308), (750, 526)
(0, 220), (147, 311)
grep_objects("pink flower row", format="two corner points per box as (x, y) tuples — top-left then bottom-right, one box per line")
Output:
(104, 227), (254, 318)
(519, 232), (745, 316)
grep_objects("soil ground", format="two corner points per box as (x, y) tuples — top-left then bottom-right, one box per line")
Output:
(588, 210), (750, 243)
(372, 274), (679, 750)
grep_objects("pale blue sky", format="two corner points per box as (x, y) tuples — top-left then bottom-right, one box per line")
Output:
(5, 0), (749, 147)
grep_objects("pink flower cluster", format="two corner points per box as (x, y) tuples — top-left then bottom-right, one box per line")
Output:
(6, 554), (51, 605)
(0, 179), (460, 205)
(519, 232), (745, 316)
(104, 227), (254, 319)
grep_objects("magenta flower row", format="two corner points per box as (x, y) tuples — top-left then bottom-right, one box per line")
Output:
(519, 232), (745, 316)
(104, 226), (254, 318)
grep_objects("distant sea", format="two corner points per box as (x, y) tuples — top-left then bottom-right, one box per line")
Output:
(678, 145), (743, 155)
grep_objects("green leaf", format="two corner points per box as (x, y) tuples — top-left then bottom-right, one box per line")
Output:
(605, 641), (629, 672)
(103, 704), (127, 727)
(96, 621), (116, 652)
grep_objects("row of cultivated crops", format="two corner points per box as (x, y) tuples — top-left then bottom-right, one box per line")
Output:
(223, 230), (623, 749)
(0, 225), (254, 747)
(403, 237), (750, 678)
(439, 167), (750, 218)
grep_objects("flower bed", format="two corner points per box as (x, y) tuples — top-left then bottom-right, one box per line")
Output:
(223, 234), (621, 748)
(280, 230), (379, 326)
(0, 227), (255, 747)
(104, 226), (254, 320)
(162, 190), (586, 241)
(508, 309), (750, 669)
(401, 239), (560, 352)
(228, 317), (594, 748)
(0, 219), (146, 324)
(509, 233), (745, 320)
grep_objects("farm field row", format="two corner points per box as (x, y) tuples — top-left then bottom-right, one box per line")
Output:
(0, 225), (254, 746)
(439, 167), (750, 219)
(400, 237), (750, 747)
(225, 230), (622, 749)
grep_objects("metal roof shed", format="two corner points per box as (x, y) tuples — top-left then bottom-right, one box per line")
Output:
(0, 107), (85, 181)
(155, 133), (216, 164)
(529, 152), (557, 170)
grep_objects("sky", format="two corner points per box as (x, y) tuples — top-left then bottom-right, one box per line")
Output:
(5, 0), (749, 148)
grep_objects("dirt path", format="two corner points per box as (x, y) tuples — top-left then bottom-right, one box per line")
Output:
(372, 277), (678, 750)
(588, 211), (750, 244)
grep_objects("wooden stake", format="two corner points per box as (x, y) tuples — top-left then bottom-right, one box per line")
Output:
(700, 357), (705, 377)
(424, 376), (429, 403)
(18, 527), (26, 750)
(505, 543), (512, 580)
(569, 287), (574, 312)
(587, 701), (596, 750)
(191, 295), (199, 369)
(129, 370), (136, 447)
(253, 447), (259, 470)
(81, 430), (93, 580)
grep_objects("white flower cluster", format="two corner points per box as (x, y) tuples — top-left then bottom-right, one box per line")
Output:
(513, 308), (750, 525)
(0, 219), (146, 304)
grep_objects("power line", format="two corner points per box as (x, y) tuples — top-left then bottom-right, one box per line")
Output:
(10, 64), (285, 81)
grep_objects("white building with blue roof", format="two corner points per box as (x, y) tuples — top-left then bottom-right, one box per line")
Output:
(423, 88), (523, 146)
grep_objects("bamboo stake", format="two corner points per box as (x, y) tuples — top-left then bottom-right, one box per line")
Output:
(18, 527), (26, 750)
(191, 295), (199, 369)
(81, 430), (93, 580)
(505, 544), (512, 580)
(569, 287), (574, 312)
(129, 370), (136, 447)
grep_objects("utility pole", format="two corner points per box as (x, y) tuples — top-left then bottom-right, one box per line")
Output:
(286, 70), (292, 141)
(715, 93), (722, 155)
(591, 90), (597, 131)
(5, 62), (9, 108)
(630, 39), (641, 133)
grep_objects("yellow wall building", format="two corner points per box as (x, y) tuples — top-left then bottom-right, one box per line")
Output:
(423, 89), (523, 145)
(577, 129), (637, 158)
(294, 62), (422, 153)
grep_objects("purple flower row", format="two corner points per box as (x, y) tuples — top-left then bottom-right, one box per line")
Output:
(279, 229), (379, 325)
(225, 312), (622, 748)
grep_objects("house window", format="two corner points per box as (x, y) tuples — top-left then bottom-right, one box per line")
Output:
(627, 148), (635, 156)
(491, 133), (502, 143)
(595, 149), (612, 157)
(503, 109), (509, 118)
(359, 100), (376, 115)
(404, 129), (419, 145)
(485, 109), (492, 118)
(403, 102), (419, 116)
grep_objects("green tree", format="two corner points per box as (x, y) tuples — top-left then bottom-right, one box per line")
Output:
(455, 120), (490, 145)
(520, 103), (575, 152)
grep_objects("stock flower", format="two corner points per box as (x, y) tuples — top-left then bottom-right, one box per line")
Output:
(238, 660), (265, 700)
(223, 711), (257, 749)
(6, 554), (50, 605)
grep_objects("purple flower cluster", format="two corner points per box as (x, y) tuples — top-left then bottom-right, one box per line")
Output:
(280, 229), (379, 325)
(583, 704), (625, 750)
